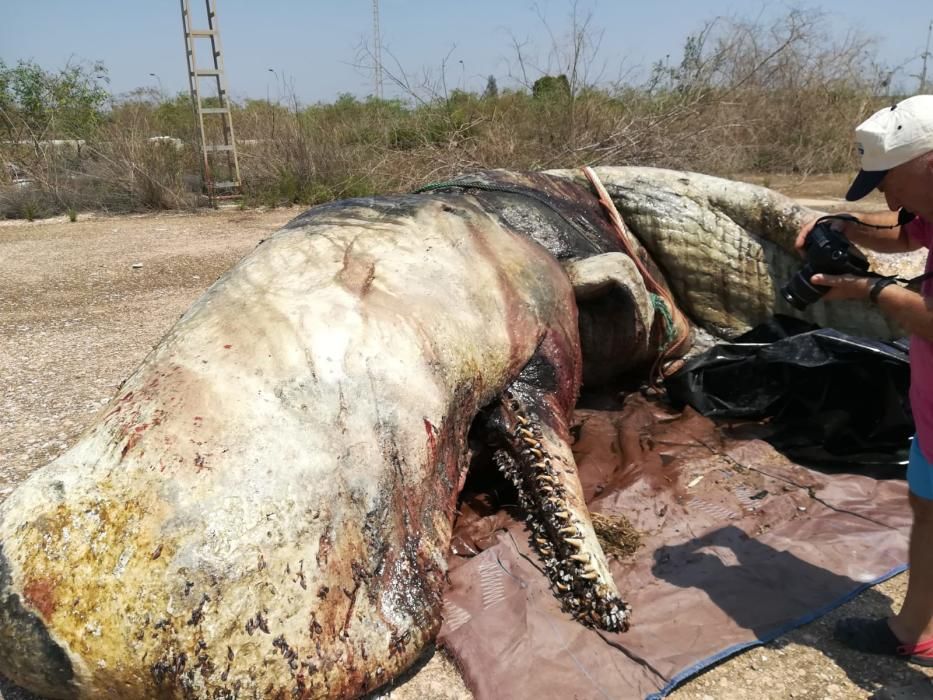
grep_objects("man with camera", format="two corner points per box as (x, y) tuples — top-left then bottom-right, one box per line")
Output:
(794, 94), (933, 666)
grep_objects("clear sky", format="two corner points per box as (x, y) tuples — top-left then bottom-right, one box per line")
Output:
(2, 1), (932, 104)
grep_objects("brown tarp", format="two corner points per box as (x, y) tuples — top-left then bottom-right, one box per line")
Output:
(439, 395), (911, 699)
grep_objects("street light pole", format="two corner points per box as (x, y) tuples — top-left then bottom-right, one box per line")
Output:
(920, 20), (932, 93)
(267, 68), (276, 140)
(266, 68), (285, 103)
(148, 72), (164, 100)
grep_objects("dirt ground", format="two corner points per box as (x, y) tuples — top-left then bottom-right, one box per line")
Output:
(1, 177), (931, 700)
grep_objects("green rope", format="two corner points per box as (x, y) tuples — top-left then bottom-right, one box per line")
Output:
(413, 178), (605, 251)
(650, 293), (677, 350)
(414, 179), (532, 195)
(413, 180), (481, 193)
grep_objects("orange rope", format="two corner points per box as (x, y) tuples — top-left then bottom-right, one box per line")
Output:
(581, 166), (691, 374)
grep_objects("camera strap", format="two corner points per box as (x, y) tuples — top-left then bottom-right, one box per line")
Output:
(817, 211), (915, 229)
(817, 214), (933, 289)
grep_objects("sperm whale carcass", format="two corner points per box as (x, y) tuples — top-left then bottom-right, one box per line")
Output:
(0, 167), (908, 699)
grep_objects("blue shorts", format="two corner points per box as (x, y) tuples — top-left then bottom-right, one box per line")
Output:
(908, 435), (933, 500)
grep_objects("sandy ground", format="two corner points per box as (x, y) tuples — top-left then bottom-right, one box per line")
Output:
(1, 181), (931, 700)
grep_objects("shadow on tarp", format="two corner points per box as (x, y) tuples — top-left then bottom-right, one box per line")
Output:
(439, 396), (916, 699)
(651, 526), (925, 698)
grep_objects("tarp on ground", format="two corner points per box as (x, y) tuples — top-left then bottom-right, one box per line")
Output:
(664, 315), (913, 468)
(438, 395), (911, 699)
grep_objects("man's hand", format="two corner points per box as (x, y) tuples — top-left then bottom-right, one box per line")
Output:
(795, 214), (858, 257)
(794, 217), (820, 257)
(808, 273), (874, 301)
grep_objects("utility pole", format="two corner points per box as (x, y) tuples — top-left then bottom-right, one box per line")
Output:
(921, 19), (932, 93)
(180, 0), (241, 203)
(372, 0), (383, 99)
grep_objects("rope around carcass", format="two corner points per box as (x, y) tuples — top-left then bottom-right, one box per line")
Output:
(580, 166), (691, 378)
(415, 172), (690, 377)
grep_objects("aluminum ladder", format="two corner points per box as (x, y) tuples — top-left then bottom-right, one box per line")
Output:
(180, 0), (241, 201)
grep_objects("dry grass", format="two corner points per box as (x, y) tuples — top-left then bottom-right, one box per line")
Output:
(0, 8), (902, 219)
(1, 86), (887, 219)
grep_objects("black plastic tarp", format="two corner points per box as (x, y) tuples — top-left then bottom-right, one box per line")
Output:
(664, 315), (913, 466)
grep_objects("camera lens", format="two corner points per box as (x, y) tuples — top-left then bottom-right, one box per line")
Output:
(780, 266), (827, 310)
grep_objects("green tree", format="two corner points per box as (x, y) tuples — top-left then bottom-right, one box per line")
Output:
(532, 74), (571, 100)
(0, 59), (109, 143)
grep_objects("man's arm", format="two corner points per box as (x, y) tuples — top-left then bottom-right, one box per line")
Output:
(874, 285), (933, 340)
(809, 273), (933, 341)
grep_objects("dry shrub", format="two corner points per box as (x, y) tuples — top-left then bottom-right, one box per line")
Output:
(88, 122), (201, 211)
(0, 101), (201, 217)
(0, 8), (911, 218)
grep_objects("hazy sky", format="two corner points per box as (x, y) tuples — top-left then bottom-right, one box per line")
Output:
(2, 1), (931, 104)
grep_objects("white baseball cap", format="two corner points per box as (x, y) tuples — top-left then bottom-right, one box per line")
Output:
(846, 94), (933, 201)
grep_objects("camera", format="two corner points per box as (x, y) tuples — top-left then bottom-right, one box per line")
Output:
(780, 220), (870, 310)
